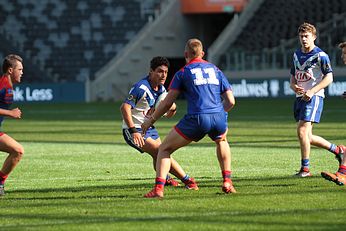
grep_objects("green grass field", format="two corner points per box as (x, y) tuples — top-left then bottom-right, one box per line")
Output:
(1, 98), (346, 230)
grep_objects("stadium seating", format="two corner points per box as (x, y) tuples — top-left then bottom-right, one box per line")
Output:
(0, 0), (161, 83)
(220, 0), (346, 71)
(232, 0), (346, 51)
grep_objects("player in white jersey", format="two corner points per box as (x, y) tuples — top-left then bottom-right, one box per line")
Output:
(120, 56), (198, 189)
(339, 42), (346, 99)
(321, 41), (346, 186)
(290, 23), (345, 178)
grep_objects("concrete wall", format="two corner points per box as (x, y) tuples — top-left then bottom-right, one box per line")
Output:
(90, 0), (196, 101)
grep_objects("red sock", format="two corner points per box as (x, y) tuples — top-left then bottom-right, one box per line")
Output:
(0, 171), (8, 185)
(338, 165), (346, 175)
(155, 177), (166, 190)
(222, 170), (231, 180)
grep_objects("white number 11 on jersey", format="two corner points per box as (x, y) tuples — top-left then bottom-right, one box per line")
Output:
(191, 67), (220, 86)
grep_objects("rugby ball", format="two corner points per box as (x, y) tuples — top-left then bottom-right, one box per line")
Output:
(155, 92), (168, 109)
(155, 92), (168, 117)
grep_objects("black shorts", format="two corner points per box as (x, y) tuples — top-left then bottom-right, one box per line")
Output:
(122, 128), (144, 153)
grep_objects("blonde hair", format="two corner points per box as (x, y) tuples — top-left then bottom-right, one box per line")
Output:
(338, 42), (346, 49)
(185, 38), (203, 58)
(2, 54), (23, 74)
(298, 22), (317, 36)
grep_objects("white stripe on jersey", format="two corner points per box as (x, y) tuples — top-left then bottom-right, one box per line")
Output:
(139, 84), (154, 101)
(294, 52), (319, 71)
(293, 50), (329, 98)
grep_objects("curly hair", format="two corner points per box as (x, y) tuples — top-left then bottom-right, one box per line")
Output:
(150, 56), (170, 71)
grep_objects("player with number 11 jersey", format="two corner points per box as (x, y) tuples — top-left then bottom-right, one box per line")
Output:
(170, 58), (232, 115)
(142, 38), (236, 198)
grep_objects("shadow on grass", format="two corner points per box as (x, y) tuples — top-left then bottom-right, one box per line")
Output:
(0, 206), (345, 231)
(5, 175), (343, 202)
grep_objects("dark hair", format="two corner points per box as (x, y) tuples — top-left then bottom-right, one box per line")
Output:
(338, 42), (346, 49)
(150, 56), (170, 70)
(2, 54), (23, 74)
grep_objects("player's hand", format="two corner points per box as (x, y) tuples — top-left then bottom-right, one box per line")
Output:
(132, 132), (145, 147)
(141, 117), (153, 135)
(10, 108), (22, 119)
(302, 90), (313, 102)
(165, 108), (176, 118)
(293, 84), (305, 95)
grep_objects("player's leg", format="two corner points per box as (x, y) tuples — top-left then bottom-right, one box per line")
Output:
(157, 128), (190, 179)
(306, 97), (345, 164)
(142, 137), (181, 187)
(215, 137), (231, 172)
(321, 146), (346, 186)
(122, 128), (179, 186)
(159, 129), (198, 190)
(295, 120), (312, 177)
(0, 134), (24, 195)
(144, 128), (191, 198)
(215, 136), (236, 194)
(140, 137), (160, 170)
(209, 112), (236, 193)
(298, 95), (342, 166)
(310, 134), (345, 165)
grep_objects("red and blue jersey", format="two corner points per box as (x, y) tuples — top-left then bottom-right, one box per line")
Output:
(0, 75), (14, 126)
(169, 58), (232, 114)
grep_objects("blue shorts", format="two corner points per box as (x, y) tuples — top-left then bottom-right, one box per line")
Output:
(122, 127), (159, 153)
(175, 112), (228, 141)
(294, 95), (324, 123)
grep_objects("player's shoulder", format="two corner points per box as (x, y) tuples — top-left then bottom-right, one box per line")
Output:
(0, 76), (10, 88)
(313, 46), (329, 57)
(132, 76), (150, 91)
(159, 85), (167, 94)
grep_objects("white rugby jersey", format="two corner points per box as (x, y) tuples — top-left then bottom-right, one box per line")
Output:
(122, 76), (166, 129)
(290, 46), (333, 98)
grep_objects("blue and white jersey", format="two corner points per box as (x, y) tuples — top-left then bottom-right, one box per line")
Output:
(169, 58), (232, 115)
(290, 46), (333, 98)
(122, 76), (166, 128)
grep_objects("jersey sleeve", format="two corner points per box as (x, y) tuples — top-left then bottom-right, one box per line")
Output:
(320, 53), (333, 75)
(218, 69), (232, 93)
(290, 52), (297, 76)
(124, 84), (144, 108)
(168, 69), (184, 91)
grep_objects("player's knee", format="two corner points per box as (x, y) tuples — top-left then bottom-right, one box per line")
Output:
(214, 135), (227, 143)
(11, 145), (24, 159)
(297, 129), (308, 140)
(158, 145), (173, 156)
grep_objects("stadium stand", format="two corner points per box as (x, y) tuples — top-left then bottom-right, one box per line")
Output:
(230, 0), (346, 52)
(216, 0), (346, 72)
(0, 0), (161, 83)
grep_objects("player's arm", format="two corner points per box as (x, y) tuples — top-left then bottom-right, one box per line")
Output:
(222, 90), (235, 112)
(303, 72), (333, 101)
(165, 102), (177, 118)
(120, 102), (145, 147)
(290, 74), (304, 95)
(142, 90), (179, 134)
(0, 108), (21, 119)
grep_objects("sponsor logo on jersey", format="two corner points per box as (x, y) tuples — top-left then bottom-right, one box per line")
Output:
(295, 70), (314, 82)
